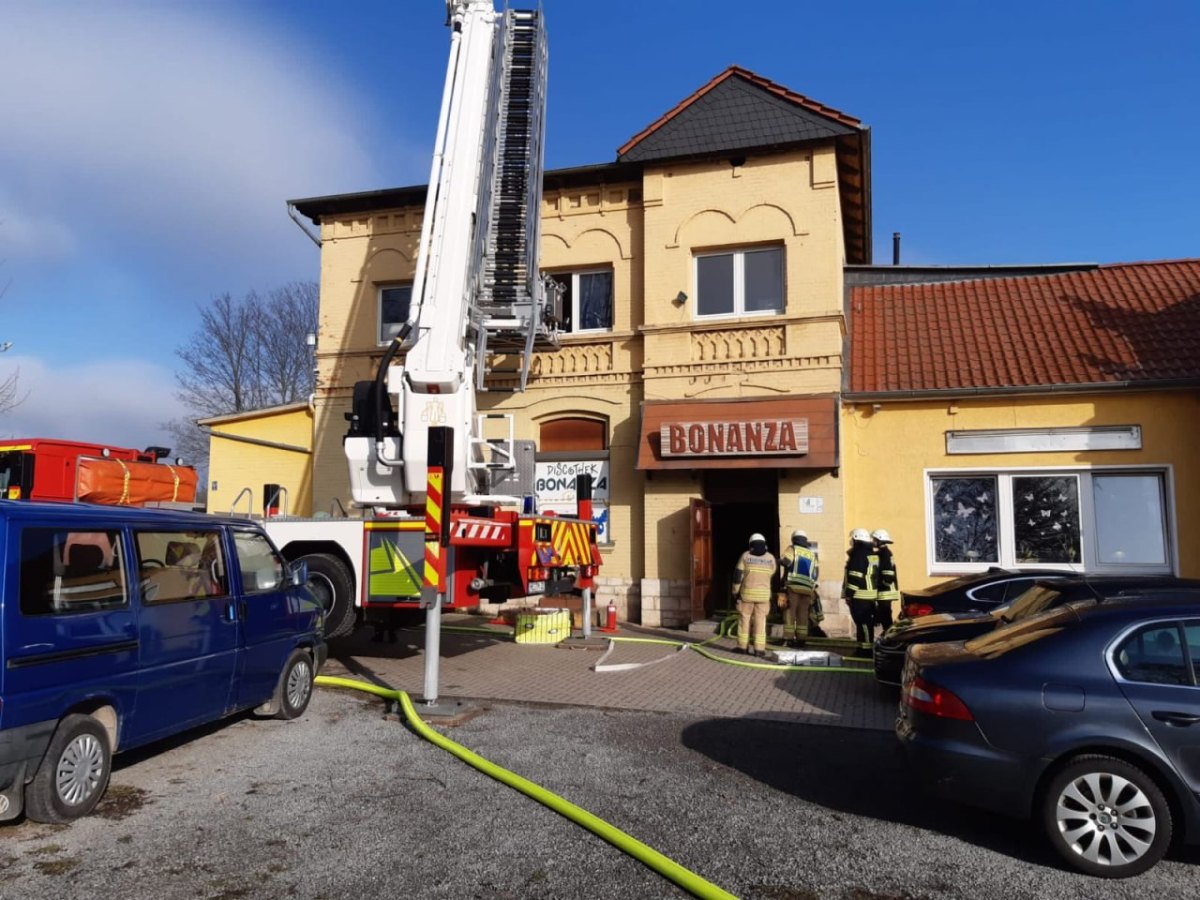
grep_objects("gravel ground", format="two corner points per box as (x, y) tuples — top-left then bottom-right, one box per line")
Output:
(1, 686), (1197, 900)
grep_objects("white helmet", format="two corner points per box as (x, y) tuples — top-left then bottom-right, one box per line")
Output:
(791, 529), (807, 541)
(850, 527), (871, 543)
(748, 532), (766, 545)
(871, 528), (892, 544)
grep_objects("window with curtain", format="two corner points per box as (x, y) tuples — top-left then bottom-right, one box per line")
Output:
(547, 269), (613, 333)
(378, 284), (413, 344)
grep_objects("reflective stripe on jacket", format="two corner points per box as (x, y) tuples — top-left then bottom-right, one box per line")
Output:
(844, 547), (878, 600)
(876, 546), (899, 602)
(781, 544), (818, 590)
(734, 550), (777, 603)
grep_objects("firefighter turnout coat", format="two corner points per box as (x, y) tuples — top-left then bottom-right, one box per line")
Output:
(734, 549), (777, 603)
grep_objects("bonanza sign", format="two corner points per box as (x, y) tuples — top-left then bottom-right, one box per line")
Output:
(660, 419), (809, 458)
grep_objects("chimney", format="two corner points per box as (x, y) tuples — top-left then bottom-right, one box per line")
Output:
(892, 232), (901, 266)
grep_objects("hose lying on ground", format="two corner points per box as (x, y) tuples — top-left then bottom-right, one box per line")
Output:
(438, 620), (874, 675)
(314, 675), (738, 900)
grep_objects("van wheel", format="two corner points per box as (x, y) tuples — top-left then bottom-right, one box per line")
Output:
(301, 553), (356, 638)
(1041, 754), (1172, 877)
(25, 714), (112, 824)
(276, 650), (314, 720)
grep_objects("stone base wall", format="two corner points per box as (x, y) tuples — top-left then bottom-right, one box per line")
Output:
(591, 576), (641, 623)
(639, 578), (692, 628)
(477, 576), (640, 624)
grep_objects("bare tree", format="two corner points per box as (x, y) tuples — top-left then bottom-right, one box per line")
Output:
(166, 282), (318, 466)
(0, 239), (24, 415)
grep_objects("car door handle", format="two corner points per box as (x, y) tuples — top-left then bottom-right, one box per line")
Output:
(1152, 710), (1200, 726)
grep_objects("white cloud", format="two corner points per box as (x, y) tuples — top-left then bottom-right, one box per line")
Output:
(0, 204), (77, 261)
(0, 3), (385, 276)
(0, 355), (185, 453)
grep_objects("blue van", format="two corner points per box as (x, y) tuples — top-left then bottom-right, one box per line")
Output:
(0, 501), (325, 824)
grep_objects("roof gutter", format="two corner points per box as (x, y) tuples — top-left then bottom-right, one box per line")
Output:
(287, 202), (322, 247)
(201, 428), (311, 455)
(844, 378), (1200, 403)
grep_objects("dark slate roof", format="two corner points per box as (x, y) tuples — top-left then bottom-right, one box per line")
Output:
(848, 260), (1200, 396)
(290, 68), (872, 264)
(618, 66), (861, 163)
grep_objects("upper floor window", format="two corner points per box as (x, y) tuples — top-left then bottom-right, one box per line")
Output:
(379, 284), (413, 344)
(695, 247), (784, 318)
(547, 269), (613, 333)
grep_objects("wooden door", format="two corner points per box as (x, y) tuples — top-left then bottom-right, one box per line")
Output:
(690, 498), (713, 621)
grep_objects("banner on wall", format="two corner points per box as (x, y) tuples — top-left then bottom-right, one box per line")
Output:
(534, 460), (610, 543)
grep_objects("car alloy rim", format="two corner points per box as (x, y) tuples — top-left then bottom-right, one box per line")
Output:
(56, 734), (105, 806)
(287, 659), (312, 709)
(1055, 771), (1157, 866)
(307, 572), (335, 614)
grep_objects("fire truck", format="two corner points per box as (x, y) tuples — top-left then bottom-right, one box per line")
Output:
(259, 0), (601, 638)
(0, 438), (198, 506)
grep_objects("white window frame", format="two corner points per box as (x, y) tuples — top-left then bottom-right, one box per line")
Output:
(377, 283), (413, 346)
(924, 464), (1177, 577)
(693, 246), (785, 320)
(546, 268), (613, 334)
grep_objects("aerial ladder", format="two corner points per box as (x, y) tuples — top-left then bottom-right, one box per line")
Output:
(262, 2), (600, 665)
(344, 0), (563, 509)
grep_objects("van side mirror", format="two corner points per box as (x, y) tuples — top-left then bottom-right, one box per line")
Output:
(290, 560), (308, 588)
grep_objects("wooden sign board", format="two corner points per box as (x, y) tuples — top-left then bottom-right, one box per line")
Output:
(660, 420), (809, 457)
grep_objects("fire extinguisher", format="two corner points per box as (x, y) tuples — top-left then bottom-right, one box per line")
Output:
(602, 600), (617, 633)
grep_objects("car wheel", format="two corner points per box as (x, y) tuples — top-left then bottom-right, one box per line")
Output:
(300, 553), (356, 639)
(24, 714), (112, 824)
(1041, 754), (1172, 878)
(276, 649), (314, 720)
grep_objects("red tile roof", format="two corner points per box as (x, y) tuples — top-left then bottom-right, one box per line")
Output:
(848, 260), (1200, 395)
(617, 65), (862, 159)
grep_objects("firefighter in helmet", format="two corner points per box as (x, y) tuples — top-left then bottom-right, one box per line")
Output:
(733, 532), (776, 656)
(842, 527), (879, 645)
(872, 528), (899, 633)
(777, 528), (819, 648)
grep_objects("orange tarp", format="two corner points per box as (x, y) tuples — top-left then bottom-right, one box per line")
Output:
(75, 458), (198, 506)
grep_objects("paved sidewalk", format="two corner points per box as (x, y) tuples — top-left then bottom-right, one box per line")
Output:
(322, 615), (898, 731)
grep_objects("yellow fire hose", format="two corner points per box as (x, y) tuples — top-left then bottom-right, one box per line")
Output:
(440, 619), (874, 674)
(314, 674), (738, 900)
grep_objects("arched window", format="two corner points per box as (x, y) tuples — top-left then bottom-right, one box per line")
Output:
(539, 417), (607, 452)
(536, 417), (611, 544)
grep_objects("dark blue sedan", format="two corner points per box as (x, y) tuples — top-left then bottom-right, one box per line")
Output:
(896, 589), (1200, 878)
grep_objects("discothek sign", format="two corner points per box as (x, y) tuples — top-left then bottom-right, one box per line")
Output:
(534, 460), (610, 542)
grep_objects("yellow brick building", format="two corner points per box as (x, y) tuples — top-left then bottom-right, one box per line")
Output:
(201, 401), (314, 518)
(290, 67), (870, 629)
(843, 261), (1200, 594)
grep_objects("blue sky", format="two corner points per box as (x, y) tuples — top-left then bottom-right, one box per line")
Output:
(1, 0), (1196, 452)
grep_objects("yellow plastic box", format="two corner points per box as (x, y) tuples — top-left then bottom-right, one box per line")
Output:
(514, 608), (571, 644)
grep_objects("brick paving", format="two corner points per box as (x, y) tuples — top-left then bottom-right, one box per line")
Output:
(322, 615), (897, 731)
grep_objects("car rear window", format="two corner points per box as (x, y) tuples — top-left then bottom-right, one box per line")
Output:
(1114, 623), (1194, 686)
(20, 528), (128, 615)
(923, 572), (1004, 596)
